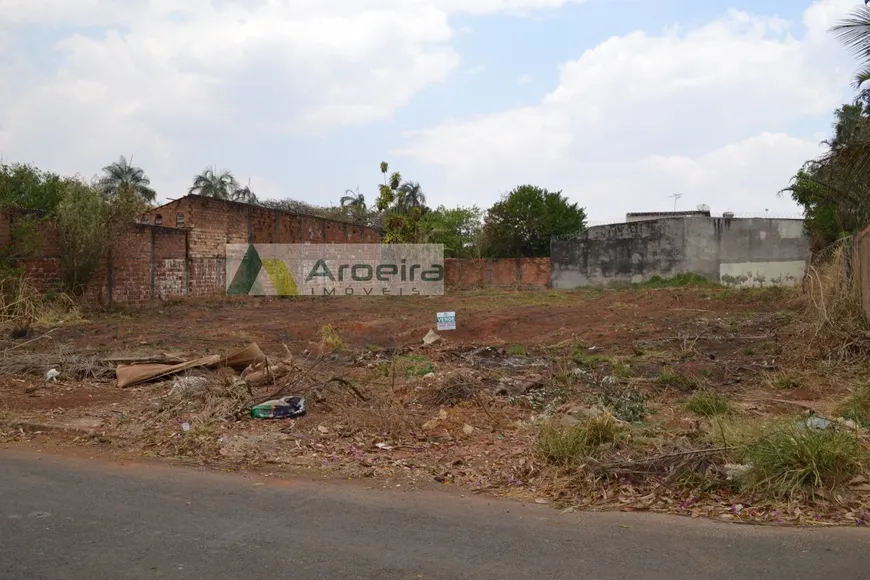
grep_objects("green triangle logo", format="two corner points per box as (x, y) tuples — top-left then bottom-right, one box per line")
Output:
(227, 244), (262, 295)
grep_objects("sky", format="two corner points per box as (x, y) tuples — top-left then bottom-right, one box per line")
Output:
(0, 0), (863, 225)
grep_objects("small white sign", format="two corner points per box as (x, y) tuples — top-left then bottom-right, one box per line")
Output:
(436, 311), (456, 331)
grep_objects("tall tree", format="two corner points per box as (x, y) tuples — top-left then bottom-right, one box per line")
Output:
(189, 166), (239, 200)
(420, 205), (483, 257)
(777, 8), (870, 250)
(376, 161), (428, 243)
(833, 6), (870, 90)
(233, 181), (258, 204)
(781, 101), (870, 250)
(98, 155), (156, 202)
(483, 185), (586, 258)
(340, 187), (367, 221)
(397, 181), (426, 213)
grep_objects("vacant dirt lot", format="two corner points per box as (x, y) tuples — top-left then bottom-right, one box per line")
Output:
(1, 286), (868, 526)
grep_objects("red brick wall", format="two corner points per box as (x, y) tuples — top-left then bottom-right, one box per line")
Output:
(83, 224), (188, 306)
(20, 258), (64, 291)
(144, 195), (383, 297)
(445, 258), (551, 289)
(1, 211), (188, 305)
(2, 209), (65, 292)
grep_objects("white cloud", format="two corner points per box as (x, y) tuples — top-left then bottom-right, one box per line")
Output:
(518, 74), (533, 85)
(0, 0), (586, 192)
(399, 0), (859, 220)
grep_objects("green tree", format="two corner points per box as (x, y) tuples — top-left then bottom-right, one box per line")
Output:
(396, 181), (426, 213)
(420, 205), (482, 257)
(189, 166), (240, 200)
(340, 187), (367, 222)
(781, 98), (870, 249)
(0, 162), (64, 213)
(57, 178), (146, 294)
(376, 161), (428, 243)
(833, 6), (870, 90)
(233, 183), (258, 204)
(98, 155), (156, 202)
(483, 185), (586, 257)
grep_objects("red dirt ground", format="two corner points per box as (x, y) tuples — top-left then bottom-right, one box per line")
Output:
(1, 287), (791, 414)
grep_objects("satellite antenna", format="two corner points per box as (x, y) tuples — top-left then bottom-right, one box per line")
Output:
(697, 204), (710, 212)
(668, 193), (682, 211)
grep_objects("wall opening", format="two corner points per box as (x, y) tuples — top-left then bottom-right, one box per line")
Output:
(155, 214), (163, 226)
(176, 213), (184, 227)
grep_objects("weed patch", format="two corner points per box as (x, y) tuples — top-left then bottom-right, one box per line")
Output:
(319, 324), (345, 351)
(657, 368), (699, 390)
(537, 414), (621, 466)
(836, 387), (870, 427)
(742, 422), (867, 498)
(507, 344), (527, 356)
(598, 383), (649, 423)
(636, 273), (717, 289)
(686, 390), (732, 417)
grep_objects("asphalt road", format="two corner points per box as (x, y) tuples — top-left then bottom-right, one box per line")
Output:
(1, 450), (868, 580)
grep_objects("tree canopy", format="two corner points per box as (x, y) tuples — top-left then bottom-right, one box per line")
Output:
(98, 155), (156, 202)
(483, 185), (586, 257)
(0, 163), (65, 214)
(781, 7), (870, 250)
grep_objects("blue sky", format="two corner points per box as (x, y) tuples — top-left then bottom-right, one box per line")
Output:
(0, 0), (861, 224)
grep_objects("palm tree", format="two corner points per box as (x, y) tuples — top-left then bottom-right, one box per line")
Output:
(189, 166), (239, 200)
(232, 179), (257, 204)
(99, 155), (156, 201)
(833, 6), (870, 89)
(340, 187), (367, 221)
(396, 181), (426, 212)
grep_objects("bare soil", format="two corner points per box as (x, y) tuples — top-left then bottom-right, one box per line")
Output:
(1, 286), (868, 526)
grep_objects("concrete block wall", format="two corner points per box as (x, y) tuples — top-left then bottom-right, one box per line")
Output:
(551, 217), (811, 289)
(444, 258), (551, 289)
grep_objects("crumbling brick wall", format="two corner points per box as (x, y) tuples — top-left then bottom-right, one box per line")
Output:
(0, 209), (188, 306)
(146, 195), (383, 296)
(444, 258), (551, 289)
(83, 224), (189, 306)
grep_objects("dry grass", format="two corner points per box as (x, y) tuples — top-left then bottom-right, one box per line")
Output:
(802, 243), (870, 361)
(537, 414), (622, 466)
(0, 345), (113, 380)
(0, 276), (81, 330)
(153, 371), (254, 424)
